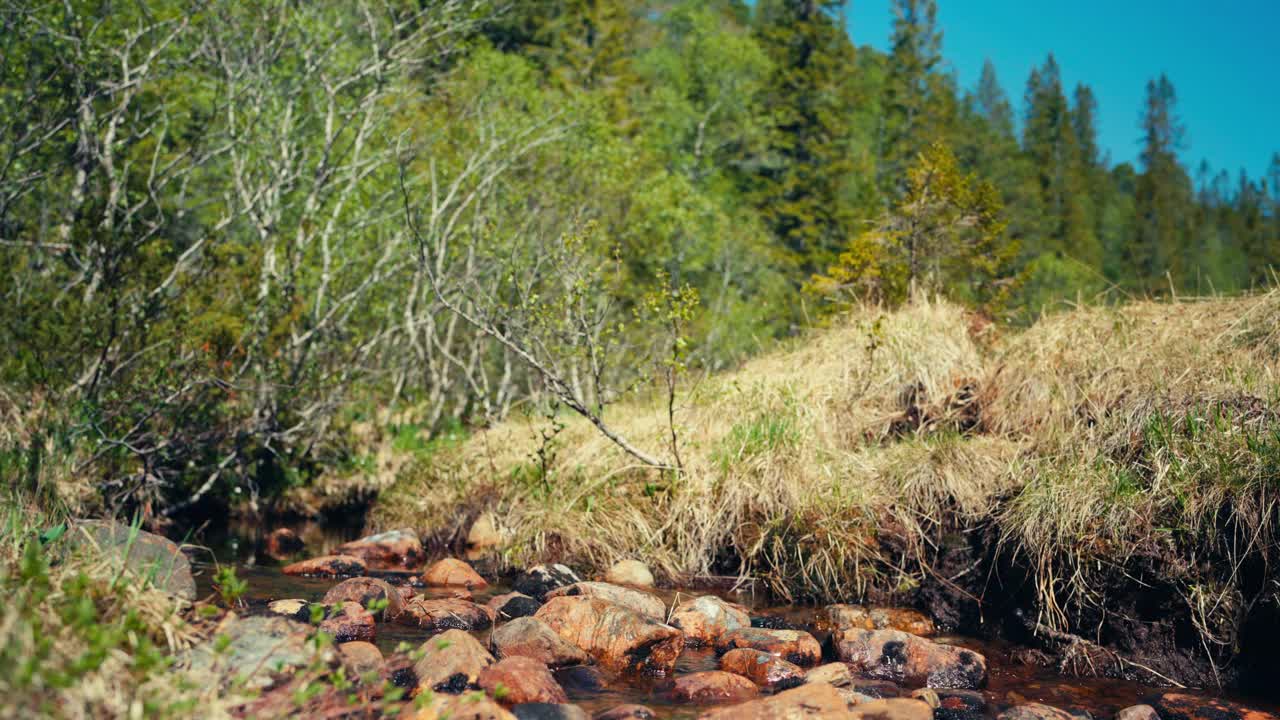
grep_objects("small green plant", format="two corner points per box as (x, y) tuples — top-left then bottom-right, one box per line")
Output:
(211, 565), (248, 608)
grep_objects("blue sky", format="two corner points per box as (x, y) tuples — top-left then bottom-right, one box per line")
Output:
(843, 1), (1279, 180)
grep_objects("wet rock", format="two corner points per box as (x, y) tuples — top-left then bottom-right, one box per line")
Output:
(997, 704), (1092, 720)
(545, 582), (665, 621)
(806, 662), (854, 687)
(320, 601), (376, 642)
(492, 617), (591, 668)
(555, 665), (610, 693)
(670, 596), (752, 645)
(413, 629), (495, 693)
(335, 528), (426, 571)
(480, 656), (569, 705)
(512, 704), (590, 720)
(414, 691), (517, 720)
(912, 688), (987, 720)
(468, 512), (502, 549)
(849, 699), (936, 720)
(384, 652), (418, 690)
(1116, 706), (1160, 720)
(282, 554), (367, 578)
(853, 680), (904, 699)
(267, 598), (311, 620)
(697, 681), (852, 719)
(670, 671), (760, 704)
(715, 627), (823, 666)
(265, 527), (305, 559)
(720, 648), (806, 688)
(604, 560), (654, 588)
(424, 557), (489, 589)
(514, 564), (583, 600)
(534, 596), (685, 675)
(398, 597), (496, 632)
(490, 592), (544, 620)
(1153, 693), (1276, 720)
(338, 640), (384, 678)
(821, 604), (936, 637)
(323, 576), (405, 621)
(836, 629), (986, 689)
(594, 706), (656, 720)
(186, 614), (333, 689)
(751, 615), (800, 630)
(70, 519), (196, 600)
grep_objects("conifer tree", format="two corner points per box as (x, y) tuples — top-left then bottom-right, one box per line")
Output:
(752, 0), (860, 275)
(1133, 73), (1193, 291)
(880, 0), (943, 197)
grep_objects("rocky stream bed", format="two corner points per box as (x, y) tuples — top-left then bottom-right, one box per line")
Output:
(151, 523), (1280, 720)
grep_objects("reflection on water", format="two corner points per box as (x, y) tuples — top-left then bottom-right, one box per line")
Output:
(190, 525), (1271, 719)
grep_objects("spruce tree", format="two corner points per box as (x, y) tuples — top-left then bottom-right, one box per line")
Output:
(1133, 73), (1193, 291)
(880, 0), (943, 197)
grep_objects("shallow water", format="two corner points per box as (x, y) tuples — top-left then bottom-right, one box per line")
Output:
(193, 525), (1273, 719)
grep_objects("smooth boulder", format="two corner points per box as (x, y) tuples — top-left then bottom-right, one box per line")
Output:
(70, 520), (196, 600)
(697, 682), (852, 720)
(424, 557), (489, 589)
(413, 629), (495, 694)
(669, 671), (759, 704)
(282, 554), (366, 578)
(338, 641), (384, 678)
(715, 627), (822, 666)
(545, 582), (665, 621)
(997, 704), (1092, 720)
(492, 617), (591, 668)
(821, 604), (936, 637)
(837, 628), (986, 689)
(720, 648), (805, 688)
(335, 528), (426, 571)
(398, 597), (495, 632)
(323, 576), (405, 621)
(513, 564), (583, 600)
(479, 657), (569, 705)
(535, 596), (685, 675)
(604, 560), (654, 588)
(186, 615), (334, 689)
(670, 595), (752, 645)
(489, 592), (544, 620)
(594, 706), (656, 720)
(1153, 693), (1276, 720)
(319, 601), (375, 642)
(806, 662), (854, 687)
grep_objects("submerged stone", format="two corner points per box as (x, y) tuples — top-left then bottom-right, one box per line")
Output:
(669, 670), (759, 704)
(719, 647), (805, 688)
(837, 628), (987, 689)
(282, 554), (367, 578)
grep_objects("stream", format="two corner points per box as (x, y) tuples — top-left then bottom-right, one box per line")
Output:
(193, 522), (1275, 719)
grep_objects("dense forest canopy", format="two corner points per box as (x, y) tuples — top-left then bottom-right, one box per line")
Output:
(1, 0), (1277, 517)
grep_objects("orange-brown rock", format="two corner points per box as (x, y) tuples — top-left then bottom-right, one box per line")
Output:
(413, 629), (495, 693)
(398, 597), (495, 633)
(715, 627), (822, 666)
(697, 681), (852, 720)
(265, 527), (305, 559)
(423, 557), (489, 589)
(720, 647), (806, 688)
(491, 617), (591, 668)
(338, 641), (384, 678)
(282, 554), (366, 577)
(805, 662), (854, 687)
(849, 699), (936, 720)
(489, 592), (543, 620)
(997, 704), (1091, 720)
(413, 692), (516, 720)
(912, 688), (987, 720)
(820, 605), (936, 637)
(669, 671), (759, 704)
(545, 582), (665, 621)
(478, 656), (568, 705)
(534, 596), (685, 675)
(335, 529), (426, 571)
(669, 596), (752, 645)
(323, 576), (405, 621)
(319, 601), (376, 642)
(1154, 693), (1278, 720)
(837, 629), (986, 689)
(1115, 706), (1160, 720)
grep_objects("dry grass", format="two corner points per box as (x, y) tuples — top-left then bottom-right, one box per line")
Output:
(375, 297), (1023, 598)
(0, 500), (236, 720)
(374, 290), (1280, 643)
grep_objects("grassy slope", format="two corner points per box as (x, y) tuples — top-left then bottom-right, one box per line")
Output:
(374, 292), (1280, 651)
